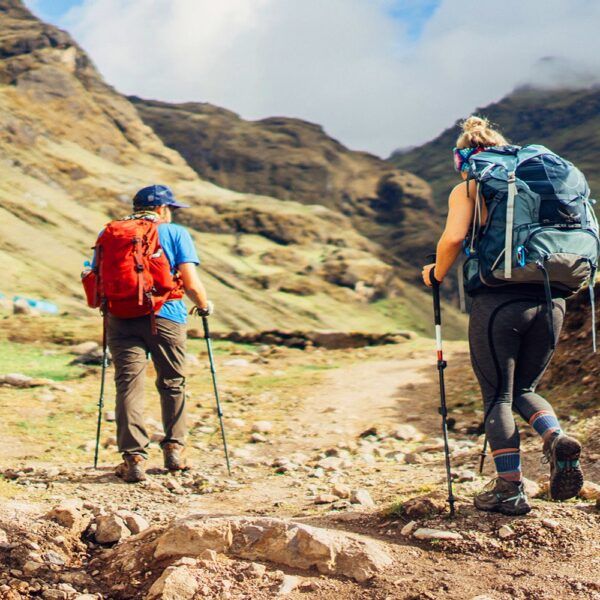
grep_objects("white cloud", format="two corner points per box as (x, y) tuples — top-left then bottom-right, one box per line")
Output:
(39, 0), (600, 155)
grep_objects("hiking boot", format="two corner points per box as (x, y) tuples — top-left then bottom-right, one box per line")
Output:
(474, 478), (531, 515)
(162, 442), (187, 472)
(115, 454), (146, 483)
(543, 434), (583, 501)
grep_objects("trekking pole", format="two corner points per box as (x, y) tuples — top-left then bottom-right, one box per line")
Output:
(430, 267), (456, 517)
(202, 316), (232, 476)
(94, 315), (108, 469)
(479, 436), (488, 474)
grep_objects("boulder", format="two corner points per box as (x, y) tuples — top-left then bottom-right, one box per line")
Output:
(153, 516), (392, 582)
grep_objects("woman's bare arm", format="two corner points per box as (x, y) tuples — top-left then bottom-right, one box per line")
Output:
(422, 181), (475, 286)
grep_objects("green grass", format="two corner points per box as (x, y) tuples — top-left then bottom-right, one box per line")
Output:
(0, 340), (82, 381)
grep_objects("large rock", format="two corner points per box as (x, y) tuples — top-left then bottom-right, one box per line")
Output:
(153, 516), (392, 582)
(146, 565), (199, 600)
(95, 514), (131, 544)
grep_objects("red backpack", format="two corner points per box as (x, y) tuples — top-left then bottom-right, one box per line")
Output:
(82, 216), (184, 319)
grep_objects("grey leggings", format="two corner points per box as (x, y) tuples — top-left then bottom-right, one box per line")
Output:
(468, 292), (566, 452)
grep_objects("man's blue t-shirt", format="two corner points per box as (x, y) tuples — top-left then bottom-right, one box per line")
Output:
(156, 223), (200, 324)
(93, 221), (200, 325)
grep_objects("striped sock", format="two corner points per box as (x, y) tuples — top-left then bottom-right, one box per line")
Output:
(529, 410), (562, 441)
(492, 448), (522, 482)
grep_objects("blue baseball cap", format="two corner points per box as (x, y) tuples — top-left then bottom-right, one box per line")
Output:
(132, 184), (190, 209)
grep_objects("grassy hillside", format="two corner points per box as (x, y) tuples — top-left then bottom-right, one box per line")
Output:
(391, 86), (600, 213)
(0, 0), (465, 336)
(130, 97), (441, 284)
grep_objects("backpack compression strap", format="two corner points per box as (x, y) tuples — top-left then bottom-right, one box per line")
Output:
(504, 171), (517, 279)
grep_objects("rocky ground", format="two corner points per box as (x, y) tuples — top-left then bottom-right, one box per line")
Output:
(0, 329), (598, 600)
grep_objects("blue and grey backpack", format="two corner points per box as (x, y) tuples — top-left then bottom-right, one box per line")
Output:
(461, 144), (600, 349)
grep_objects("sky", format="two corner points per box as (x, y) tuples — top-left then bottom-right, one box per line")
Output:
(24, 0), (600, 157)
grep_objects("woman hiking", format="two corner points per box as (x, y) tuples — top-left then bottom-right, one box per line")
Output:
(422, 116), (587, 516)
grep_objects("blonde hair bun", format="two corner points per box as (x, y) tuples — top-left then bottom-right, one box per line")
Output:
(456, 115), (508, 149)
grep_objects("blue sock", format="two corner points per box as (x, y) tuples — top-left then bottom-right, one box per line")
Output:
(529, 410), (562, 441)
(492, 448), (522, 482)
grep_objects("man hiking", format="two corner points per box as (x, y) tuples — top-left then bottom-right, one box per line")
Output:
(89, 184), (213, 483)
(422, 116), (599, 515)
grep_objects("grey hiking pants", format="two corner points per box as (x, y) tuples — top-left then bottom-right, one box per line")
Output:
(468, 292), (566, 453)
(107, 315), (187, 457)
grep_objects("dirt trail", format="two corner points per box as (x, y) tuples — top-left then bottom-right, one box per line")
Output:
(0, 341), (599, 599)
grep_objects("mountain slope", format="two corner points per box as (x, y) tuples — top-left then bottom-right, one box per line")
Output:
(0, 0), (463, 335)
(129, 97), (441, 282)
(391, 86), (600, 211)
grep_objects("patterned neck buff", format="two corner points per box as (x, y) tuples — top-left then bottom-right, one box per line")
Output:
(453, 146), (485, 172)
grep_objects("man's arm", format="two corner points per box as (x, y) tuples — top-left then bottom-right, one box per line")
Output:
(178, 263), (209, 310)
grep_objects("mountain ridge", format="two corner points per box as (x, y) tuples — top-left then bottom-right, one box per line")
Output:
(0, 0), (464, 335)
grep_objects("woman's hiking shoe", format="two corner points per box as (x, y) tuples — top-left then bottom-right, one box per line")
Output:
(543, 434), (583, 501)
(474, 478), (531, 515)
(162, 442), (187, 471)
(115, 454), (146, 483)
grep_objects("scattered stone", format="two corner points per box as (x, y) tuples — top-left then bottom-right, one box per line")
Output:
(46, 504), (86, 532)
(332, 483), (351, 499)
(251, 421), (273, 433)
(164, 478), (185, 493)
(391, 425), (421, 441)
(230, 418), (246, 428)
(278, 575), (300, 596)
(120, 512), (150, 534)
(455, 469), (476, 482)
(350, 489), (375, 508)
(147, 565), (199, 600)
(498, 525), (515, 539)
(246, 562), (266, 579)
(104, 411), (116, 422)
(43, 550), (66, 566)
(316, 456), (343, 471)
(359, 426), (379, 438)
(69, 341), (99, 355)
(400, 521), (417, 536)
(541, 518), (559, 530)
(413, 528), (463, 541)
(250, 433), (267, 443)
(579, 481), (600, 501)
(314, 494), (338, 505)
(70, 347), (109, 366)
(402, 493), (447, 519)
(0, 373), (33, 388)
(95, 514), (131, 544)
(223, 358), (251, 368)
(522, 477), (542, 498)
(404, 453), (425, 465)
(22, 561), (43, 576)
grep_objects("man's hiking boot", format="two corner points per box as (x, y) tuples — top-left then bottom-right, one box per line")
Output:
(162, 442), (187, 472)
(543, 434), (583, 501)
(115, 454), (146, 483)
(474, 478), (531, 515)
